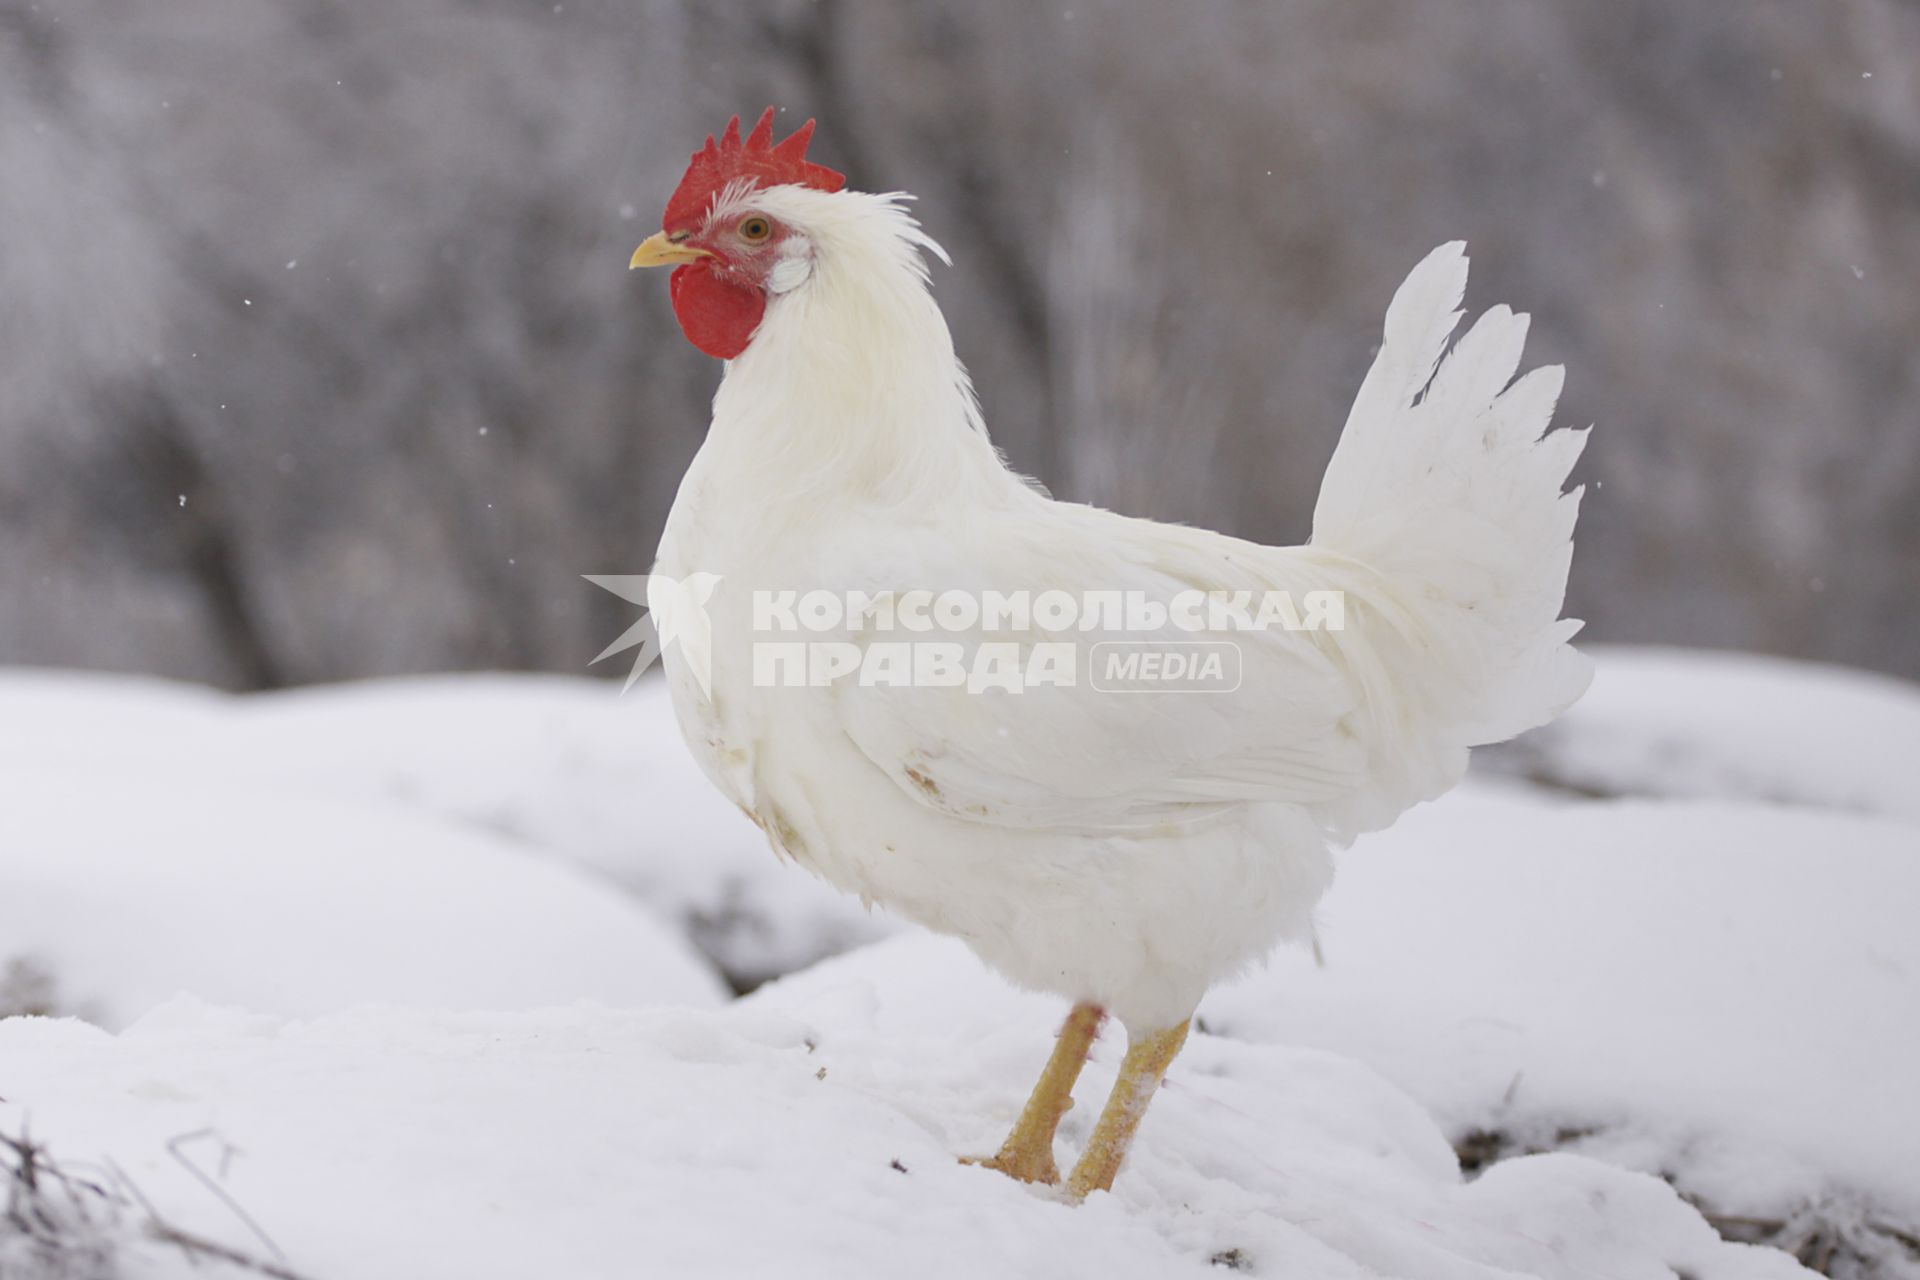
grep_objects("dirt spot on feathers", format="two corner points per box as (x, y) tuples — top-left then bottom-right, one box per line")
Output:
(742, 802), (810, 864)
(770, 811), (807, 855)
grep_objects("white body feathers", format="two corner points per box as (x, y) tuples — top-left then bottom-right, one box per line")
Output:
(655, 188), (1589, 1029)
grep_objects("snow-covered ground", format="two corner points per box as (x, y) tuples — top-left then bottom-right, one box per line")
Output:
(2, 649), (1915, 1278)
(0, 670), (889, 991)
(2, 953), (1817, 1280)
(1479, 645), (1920, 822)
(1, 768), (724, 1029)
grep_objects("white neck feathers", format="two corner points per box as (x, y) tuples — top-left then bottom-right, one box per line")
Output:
(701, 190), (1017, 514)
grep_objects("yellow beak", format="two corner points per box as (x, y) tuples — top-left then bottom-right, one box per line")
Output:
(629, 232), (714, 269)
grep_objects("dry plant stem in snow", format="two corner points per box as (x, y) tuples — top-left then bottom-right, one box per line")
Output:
(2, 1124), (317, 1280)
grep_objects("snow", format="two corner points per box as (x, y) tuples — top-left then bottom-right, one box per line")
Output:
(1210, 791), (1920, 1242)
(3, 959), (1810, 1280)
(0, 670), (891, 989)
(0, 767), (725, 1029)
(2, 650), (1915, 1277)
(1483, 645), (1920, 821)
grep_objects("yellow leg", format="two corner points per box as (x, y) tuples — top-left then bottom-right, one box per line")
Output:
(1065, 1019), (1190, 1200)
(964, 1001), (1106, 1185)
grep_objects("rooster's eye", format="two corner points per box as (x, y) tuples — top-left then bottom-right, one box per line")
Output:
(738, 216), (773, 244)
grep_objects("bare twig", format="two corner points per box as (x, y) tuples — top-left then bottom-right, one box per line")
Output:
(144, 1220), (315, 1280)
(5, 1117), (318, 1280)
(106, 1157), (315, 1280)
(167, 1128), (287, 1265)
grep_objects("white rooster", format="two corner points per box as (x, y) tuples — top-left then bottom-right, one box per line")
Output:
(629, 109), (1589, 1199)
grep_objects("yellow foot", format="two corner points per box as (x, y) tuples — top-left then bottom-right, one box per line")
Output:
(959, 1146), (1060, 1186)
(1064, 1019), (1191, 1201)
(961, 1001), (1104, 1190)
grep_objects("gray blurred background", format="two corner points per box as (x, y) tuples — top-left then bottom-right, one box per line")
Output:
(2, 0), (1915, 690)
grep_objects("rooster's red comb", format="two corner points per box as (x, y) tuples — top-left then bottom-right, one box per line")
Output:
(662, 107), (846, 232)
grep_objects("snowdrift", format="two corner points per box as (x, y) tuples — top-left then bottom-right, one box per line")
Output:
(2, 651), (1914, 1278)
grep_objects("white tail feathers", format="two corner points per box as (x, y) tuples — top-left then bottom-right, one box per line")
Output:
(1308, 243), (1591, 829)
